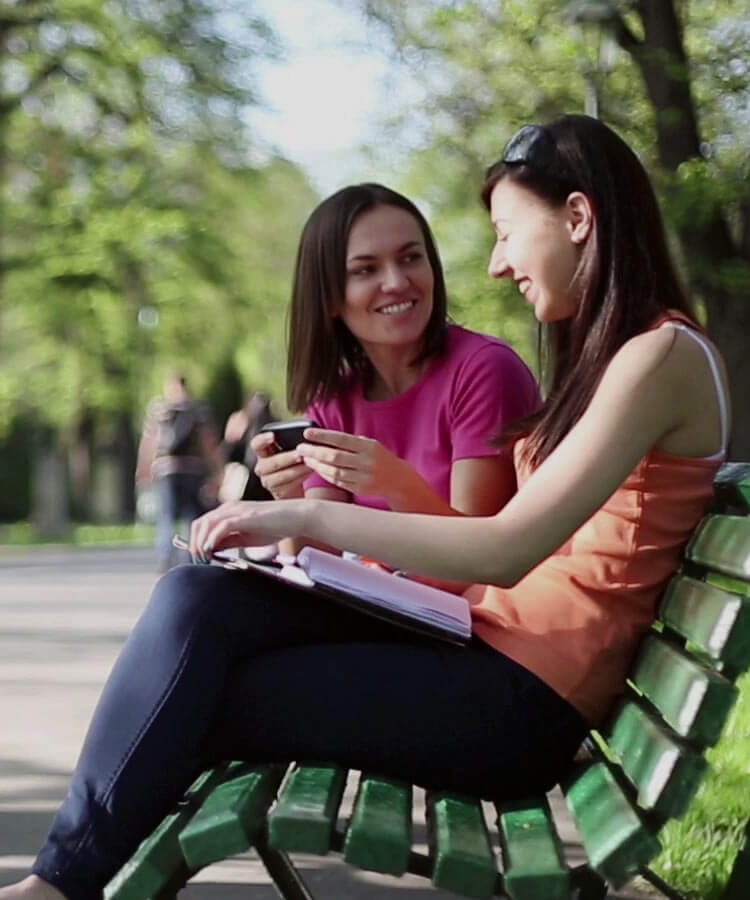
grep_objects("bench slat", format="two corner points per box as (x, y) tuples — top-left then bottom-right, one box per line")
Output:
(426, 792), (496, 898)
(630, 634), (737, 745)
(565, 761), (660, 888)
(179, 763), (287, 870)
(496, 797), (570, 900)
(105, 766), (227, 899)
(659, 576), (750, 671)
(268, 764), (347, 854)
(342, 774), (412, 875)
(686, 514), (750, 580)
(604, 698), (707, 820)
(712, 462), (750, 513)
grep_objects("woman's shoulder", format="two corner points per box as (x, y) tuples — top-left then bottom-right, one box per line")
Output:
(441, 324), (536, 384)
(443, 323), (530, 365)
(307, 371), (361, 417)
(611, 323), (724, 384)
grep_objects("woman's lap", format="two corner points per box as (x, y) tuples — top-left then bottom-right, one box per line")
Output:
(208, 635), (587, 799)
(32, 563), (587, 898)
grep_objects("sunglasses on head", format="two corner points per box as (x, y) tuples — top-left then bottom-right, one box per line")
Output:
(501, 124), (557, 169)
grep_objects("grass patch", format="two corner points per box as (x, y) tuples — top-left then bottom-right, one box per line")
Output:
(0, 521), (155, 547)
(651, 669), (750, 898)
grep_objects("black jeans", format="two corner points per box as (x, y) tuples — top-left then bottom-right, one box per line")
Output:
(33, 564), (587, 899)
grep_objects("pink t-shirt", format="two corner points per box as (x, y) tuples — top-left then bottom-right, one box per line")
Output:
(305, 324), (540, 509)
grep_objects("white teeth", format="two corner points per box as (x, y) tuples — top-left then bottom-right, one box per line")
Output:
(378, 300), (415, 315)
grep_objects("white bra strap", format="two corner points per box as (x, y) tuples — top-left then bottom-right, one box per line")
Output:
(660, 321), (729, 453)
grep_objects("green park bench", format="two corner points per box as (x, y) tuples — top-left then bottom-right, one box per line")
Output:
(105, 462), (750, 900)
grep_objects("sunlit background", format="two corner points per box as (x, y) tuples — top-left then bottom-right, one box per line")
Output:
(0, 0), (749, 533)
(2, 3), (750, 895)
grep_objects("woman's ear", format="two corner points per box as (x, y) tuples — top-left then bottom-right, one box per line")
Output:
(566, 192), (593, 244)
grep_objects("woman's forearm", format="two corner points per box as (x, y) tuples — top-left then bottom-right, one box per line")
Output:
(384, 461), (457, 515)
(300, 499), (520, 587)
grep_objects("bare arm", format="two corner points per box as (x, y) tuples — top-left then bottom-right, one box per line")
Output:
(135, 423), (156, 485)
(280, 485), (350, 556)
(192, 329), (701, 581)
(299, 429), (515, 515)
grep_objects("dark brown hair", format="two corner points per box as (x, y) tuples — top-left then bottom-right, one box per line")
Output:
(286, 183), (448, 411)
(481, 114), (696, 467)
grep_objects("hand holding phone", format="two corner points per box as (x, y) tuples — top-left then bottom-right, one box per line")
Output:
(262, 419), (319, 453)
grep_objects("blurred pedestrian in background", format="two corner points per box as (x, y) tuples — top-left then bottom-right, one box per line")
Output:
(218, 390), (275, 503)
(135, 373), (223, 571)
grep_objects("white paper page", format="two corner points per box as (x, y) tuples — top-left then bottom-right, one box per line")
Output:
(297, 547), (471, 637)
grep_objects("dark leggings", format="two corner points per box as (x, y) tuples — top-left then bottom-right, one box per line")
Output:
(32, 564), (587, 899)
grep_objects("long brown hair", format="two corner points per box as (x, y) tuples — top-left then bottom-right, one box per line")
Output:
(481, 114), (696, 467)
(286, 183), (448, 412)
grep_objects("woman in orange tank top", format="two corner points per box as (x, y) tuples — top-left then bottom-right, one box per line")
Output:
(191, 115), (731, 725)
(5, 115), (732, 900)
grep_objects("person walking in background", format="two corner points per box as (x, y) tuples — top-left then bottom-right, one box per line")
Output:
(135, 372), (223, 572)
(219, 391), (275, 503)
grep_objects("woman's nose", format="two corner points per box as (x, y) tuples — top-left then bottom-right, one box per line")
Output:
(488, 244), (509, 279)
(381, 263), (409, 291)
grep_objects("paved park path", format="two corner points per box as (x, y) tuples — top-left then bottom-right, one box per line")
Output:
(0, 545), (655, 898)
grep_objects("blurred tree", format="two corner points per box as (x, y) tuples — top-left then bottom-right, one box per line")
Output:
(0, 0), (317, 523)
(360, 0), (750, 455)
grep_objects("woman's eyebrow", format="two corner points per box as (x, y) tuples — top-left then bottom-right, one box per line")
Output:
(347, 240), (422, 263)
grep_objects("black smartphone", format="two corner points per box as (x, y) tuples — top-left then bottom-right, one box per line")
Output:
(262, 419), (319, 452)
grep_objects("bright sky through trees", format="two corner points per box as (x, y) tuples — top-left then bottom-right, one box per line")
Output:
(247, 0), (402, 192)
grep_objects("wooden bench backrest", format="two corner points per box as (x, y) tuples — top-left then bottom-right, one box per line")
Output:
(563, 463), (750, 888)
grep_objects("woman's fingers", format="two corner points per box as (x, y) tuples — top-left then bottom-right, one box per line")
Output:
(256, 460), (310, 498)
(250, 431), (278, 457)
(189, 501), (284, 558)
(303, 455), (361, 493)
(303, 428), (363, 451)
(252, 446), (311, 499)
(298, 443), (361, 470)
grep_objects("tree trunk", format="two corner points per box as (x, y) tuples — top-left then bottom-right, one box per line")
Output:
(116, 409), (137, 521)
(609, 0), (750, 457)
(32, 429), (70, 538)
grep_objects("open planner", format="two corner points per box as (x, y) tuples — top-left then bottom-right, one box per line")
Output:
(175, 537), (472, 645)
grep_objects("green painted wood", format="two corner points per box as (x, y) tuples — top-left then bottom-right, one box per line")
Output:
(342, 774), (412, 875)
(604, 699), (707, 820)
(712, 462), (750, 514)
(268, 764), (347, 854)
(705, 572), (750, 597)
(686, 514), (750, 581)
(497, 797), (570, 900)
(630, 634), (737, 745)
(179, 763), (286, 869)
(564, 761), (660, 889)
(426, 792), (496, 898)
(659, 576), (750, 671)
(105, 766), (226, 899)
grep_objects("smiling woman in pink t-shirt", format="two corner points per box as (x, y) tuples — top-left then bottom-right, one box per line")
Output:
(251, 184), (539, 529)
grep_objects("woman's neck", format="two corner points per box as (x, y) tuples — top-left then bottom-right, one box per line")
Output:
(364, 344), (431, 400)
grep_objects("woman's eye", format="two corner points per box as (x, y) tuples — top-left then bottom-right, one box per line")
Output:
(402, 252), (422, 264)
(348, 266), (374, 277)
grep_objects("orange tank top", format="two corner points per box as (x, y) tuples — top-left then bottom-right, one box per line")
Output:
(465, 316), (726, 724)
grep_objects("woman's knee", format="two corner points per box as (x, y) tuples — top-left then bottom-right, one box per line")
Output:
(144, 565), (236, 642)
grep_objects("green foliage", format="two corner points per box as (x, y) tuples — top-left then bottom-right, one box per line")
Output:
(0, 0), (314, 443)
(361, 0), (750, 383)
(0, 520), (155, 546)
